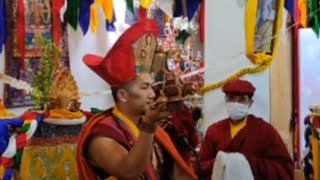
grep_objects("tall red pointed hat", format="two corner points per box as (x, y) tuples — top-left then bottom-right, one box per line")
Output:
(83, 19), (160, 87)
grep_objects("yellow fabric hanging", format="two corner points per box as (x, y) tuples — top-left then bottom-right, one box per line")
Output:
(311, 136), (320, 180)
(0, 100), (15, 118)
(90, 2), (98, 33)
(46, 110), (84, 119)
(140, 0), (153, 9)
(199, 0), (284, 95)
(89, 0), (114, 33)
(299, 0), (308, 28)
(20, 144), (79, 180)
(245, 0), (284, 65)
(0, 165), (5, 179)
(96, 0), (114, 23)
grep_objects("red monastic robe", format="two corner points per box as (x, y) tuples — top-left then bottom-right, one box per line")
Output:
(199, 115), (294, 180)
(77, 109), (197, 180)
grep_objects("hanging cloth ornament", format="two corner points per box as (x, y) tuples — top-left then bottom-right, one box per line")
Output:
(66, 0), (81, 30)
(308, 0), (320, 37)
(96, 0), (114, 23)
(17, 0), (25, 59)
(285, 0), (295, 23)
(298, 0), (308, 27)
(126, 0), (134, 14)
(106, 11), (116, 32)
(90, 2), (98, 33)
(140, 0), (153, 9)
(158, 0), (174, 18)
(0, 119), (23, 180)
(0, 0), (5, 54)
(199, 0), (204, 43)
(79, 0), (94, 35)
(52, 0), (65, 47)
(89, 0), (115, 33)
(60, 0), (67, 22)
(174, 0), (201, 21)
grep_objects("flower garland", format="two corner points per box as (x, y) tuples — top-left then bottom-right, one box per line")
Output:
(0, 112), (44, 180)
(199, 60), (271, 95)
(199, 0), (285, 95)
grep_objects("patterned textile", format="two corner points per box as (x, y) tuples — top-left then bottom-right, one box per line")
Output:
(0, 112), (43, 180)
(17, 122), (82, 180)
(19, 136), (79, 180)
(303, 114), (320, 180)
(4, 0), (70, 108)
(32, 122), (82, 138)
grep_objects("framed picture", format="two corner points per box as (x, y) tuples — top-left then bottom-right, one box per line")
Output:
(13, 0), (52, 57)
(4, 0), (69, 108)
(254, 0), (278, 53)
(245, 0), (284, 63)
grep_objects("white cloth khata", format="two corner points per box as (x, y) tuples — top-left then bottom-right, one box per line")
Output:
(211, 151), (254, 180)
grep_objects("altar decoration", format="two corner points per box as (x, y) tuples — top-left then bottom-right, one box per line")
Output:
(148, 14), (203, 175)
(44, 67), (86, 125)
(303, 105), (320, 180)
(29, 35), (62, 111)
(0, 111), (44, 180)
(0, 100), (16, 119)
(151, 15), (204, 105)
(19, 132), (80, 180)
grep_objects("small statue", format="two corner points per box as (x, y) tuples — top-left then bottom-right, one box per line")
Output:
(46, 67), (81, 112)
(163, 22), (178, 49)
(160, 72), (195, 112)
(163, 72), (183, 102)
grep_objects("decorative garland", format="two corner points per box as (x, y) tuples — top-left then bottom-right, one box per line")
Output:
(0, 112), (44, 180)
(199, 0), (284, 95)
(199, 61), (271, 95)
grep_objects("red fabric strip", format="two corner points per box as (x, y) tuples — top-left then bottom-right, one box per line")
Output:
(17, 0), (25, 59)
(52, 0), (64, 48)
(16, 134), (27, 149)
(0, 157), (14, 168)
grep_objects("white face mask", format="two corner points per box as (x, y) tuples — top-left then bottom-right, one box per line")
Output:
(225, 102), (249, 121)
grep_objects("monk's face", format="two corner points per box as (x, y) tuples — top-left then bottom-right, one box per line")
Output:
(225, 94), (253, 107)
(124, 73), (156, 115)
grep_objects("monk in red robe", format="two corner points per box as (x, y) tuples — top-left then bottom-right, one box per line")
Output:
(199, 79), (294, 180)
(77, 19), (197, 180)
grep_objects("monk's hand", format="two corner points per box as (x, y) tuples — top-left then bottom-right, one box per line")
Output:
(141, 97), (171, 132)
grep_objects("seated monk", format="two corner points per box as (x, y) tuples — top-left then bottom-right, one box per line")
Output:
(199, 79), (294, 180)
(77, 19), (197, 180)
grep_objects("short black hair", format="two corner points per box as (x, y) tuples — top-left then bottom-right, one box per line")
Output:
(111, 87), (120, 102)
(110, 77), (137, 102)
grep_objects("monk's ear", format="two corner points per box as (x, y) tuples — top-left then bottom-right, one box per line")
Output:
(248, 99), (254, 108)
(117, 89), (128, 103)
